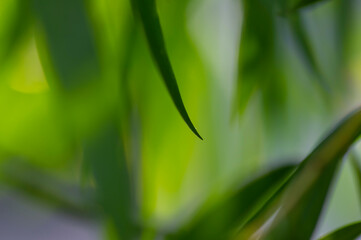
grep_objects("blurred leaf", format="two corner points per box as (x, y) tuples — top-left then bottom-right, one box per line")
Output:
(0, 159), (96, 218)
(170, 165), (295, 240)
(318, 221), (361, 240)
(237, 0), (277, 115)
(350, 153), (361, 210)
(0, 0), (30, 69)
(238, 107), (361, 239)
(288, 13), (328, 90)
(130, 0), (202, 140)
(84, 123), (138, 239)
(291, 0), (330, 11)
(32, 0), (100, 90)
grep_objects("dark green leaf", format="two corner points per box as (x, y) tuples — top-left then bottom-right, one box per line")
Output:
(84, 124), (138, 239)
(238, 107), (361, 239)
(169, 165), (295, 240)
(319, 221), (361, 240)
(32, 0), (100, 90)
(130, 0), (202, 140)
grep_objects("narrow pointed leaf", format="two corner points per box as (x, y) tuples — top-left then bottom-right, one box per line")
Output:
(319, 221), (361, 240)
(238, 107), (361, 239)
(32, 0), (100, 90)
(84, 124), (138, 239)
(170, 165), (295, 240)
(130, 0), (202, 139)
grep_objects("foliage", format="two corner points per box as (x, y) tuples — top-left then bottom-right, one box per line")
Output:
(1, 0), (361, 239)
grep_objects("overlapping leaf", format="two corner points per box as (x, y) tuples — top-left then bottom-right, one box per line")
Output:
(169, 165), (295, 239)
(237, 107), (361, 239)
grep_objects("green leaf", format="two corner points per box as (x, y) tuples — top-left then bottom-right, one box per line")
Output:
(169, 164), (295, 240)
(318, 221), (361, 240)
(130, 0), (202, 140)
(84, 124), (138, 239)
(0, 0), (30, 69)
(237, 0), (277, 115)
(288, 13), (328, 90)
(0, 159), (95, 218)
(32, 0), (100, 90)
(238, 107), (361, 240)
(350, 153), (361, 210)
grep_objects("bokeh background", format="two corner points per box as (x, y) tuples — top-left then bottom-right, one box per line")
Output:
(1, 0), (361, 239)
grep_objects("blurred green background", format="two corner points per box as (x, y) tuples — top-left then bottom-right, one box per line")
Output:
(1, 0), (361, 239)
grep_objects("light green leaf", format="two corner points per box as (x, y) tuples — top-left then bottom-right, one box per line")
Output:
(130, 0), (202, 140)
(319, 221), (361, 240)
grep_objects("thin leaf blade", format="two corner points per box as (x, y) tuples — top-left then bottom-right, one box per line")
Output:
(130, 0), (202, 140)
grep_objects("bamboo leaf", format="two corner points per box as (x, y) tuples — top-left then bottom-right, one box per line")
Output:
(318, 221), (361, 240)
(84, 124), (138, 239)
(32, 0), (100, 90)
(170, 165), (295, 240)
(130, 0), (202, 140)
(238, 107), (361, 239)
